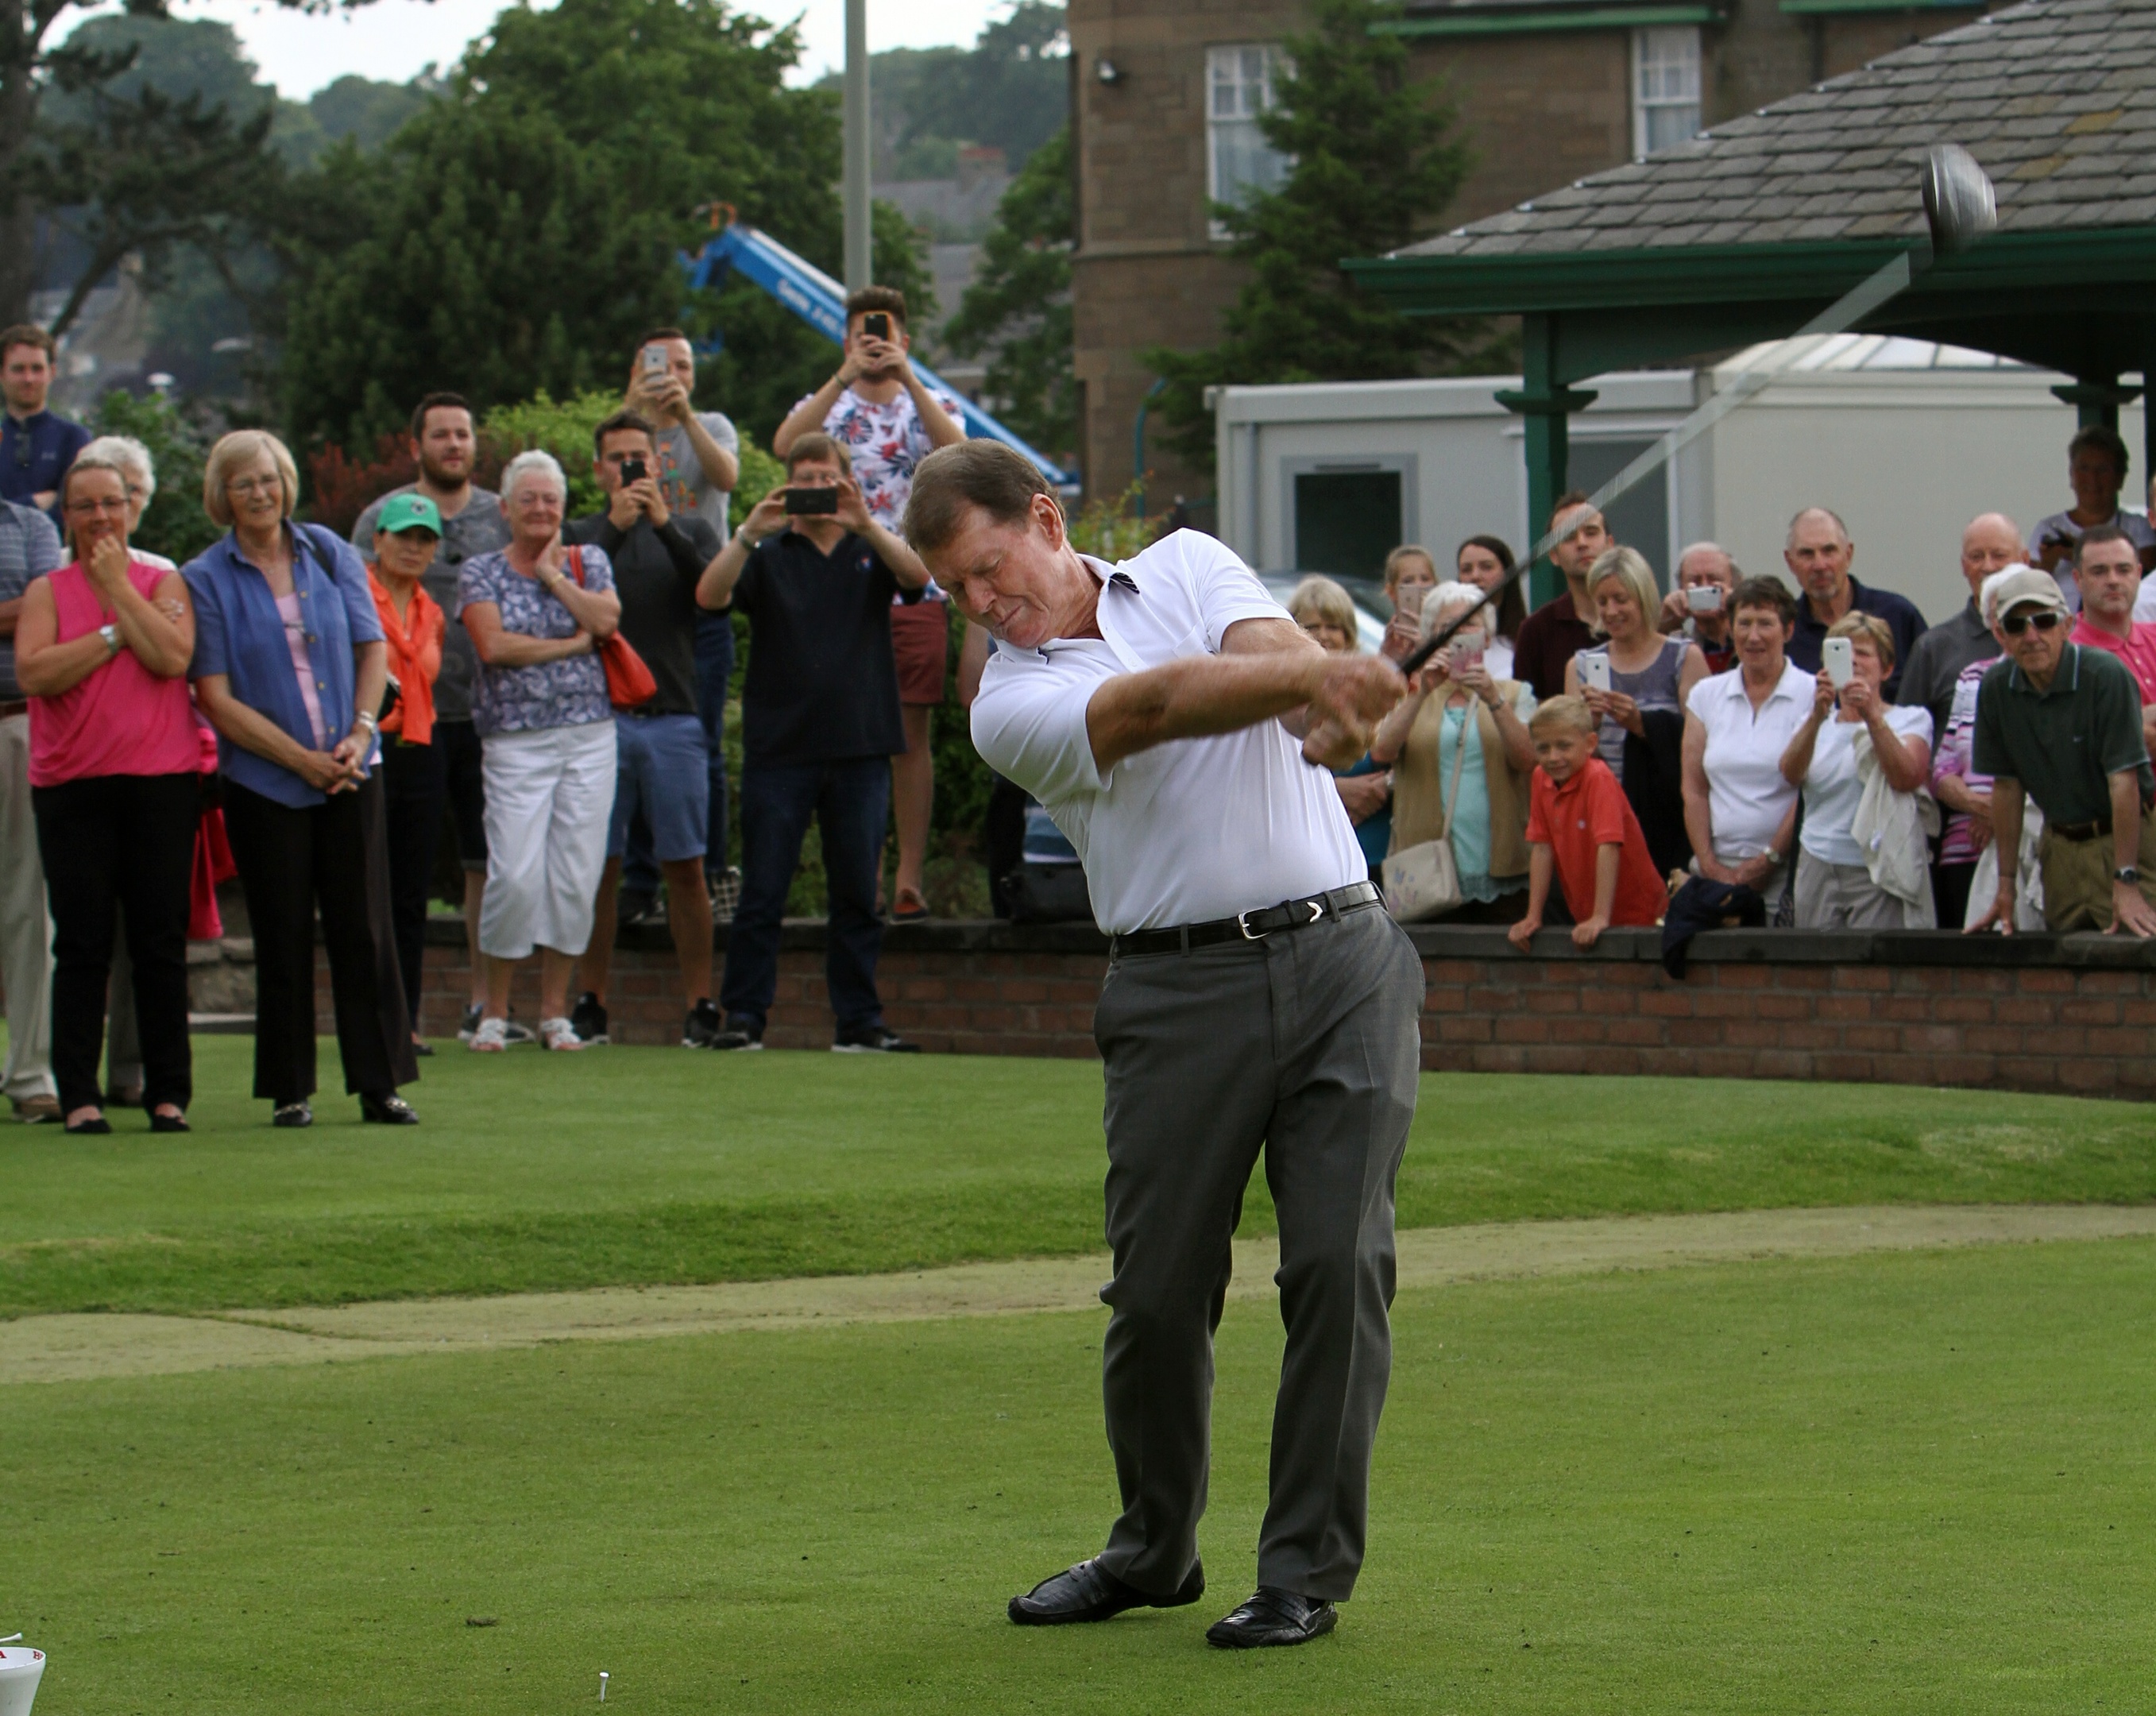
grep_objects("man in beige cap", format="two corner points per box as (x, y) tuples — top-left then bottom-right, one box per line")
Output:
(1969, 566), (2156, 936)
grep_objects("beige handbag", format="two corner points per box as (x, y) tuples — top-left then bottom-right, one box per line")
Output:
(1381, 705), (1472, 922)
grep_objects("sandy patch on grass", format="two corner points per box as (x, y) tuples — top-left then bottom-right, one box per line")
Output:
(6, 1203), (2154, 1385)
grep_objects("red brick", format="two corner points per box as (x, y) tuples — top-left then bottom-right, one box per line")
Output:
(2015, 969), (2076, 993)
(1494, 1017), (1553, 1045)
(2059, 999), (2123, 1025)
(1817, 995), (1876, 1022)
(1638, 990), (1693, 1017)
(1773, 965), (1832, 989)
(1547, 1016), (1609, 1044)
(1931, 997), (1994, 1023)
(1527, 988), (1582, 1014)
(1833, 967), (1893, 991)
(1422, 960), (1484, 984)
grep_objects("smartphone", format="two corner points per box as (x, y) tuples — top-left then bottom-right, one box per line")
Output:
(862, 311), (891, 342)
(785, 485), (839, 516)
(1396, 583), (1426, 621)
(1823, 636), (1855, 689)
(1686, 585), (1725, 614)
(640, 344), (667, 377)
(620, 456), (647, 485)
(1448, 629), (1486, 675)
(1582, 654), (1613, 694)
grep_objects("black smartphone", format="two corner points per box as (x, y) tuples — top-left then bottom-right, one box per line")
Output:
(862, 311), (891, 342)
(620, 456), (647, 485)
(785, 485), (839, 516)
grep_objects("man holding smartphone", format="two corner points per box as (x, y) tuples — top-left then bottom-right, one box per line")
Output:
(624, 329), (741, 920)
(1657, 543), (1739, 672)
(694, 433), (934, 1053)
(775, 288), (968, 925)
(565, 410), (725, 1047)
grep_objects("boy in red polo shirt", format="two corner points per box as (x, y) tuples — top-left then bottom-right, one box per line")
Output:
(1510, 696), (1668, 948)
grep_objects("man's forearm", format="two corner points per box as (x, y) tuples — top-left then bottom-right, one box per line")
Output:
(861, 520), (929, 589)
(697, 536), (752, 609)
(1088, 651), (1325, 774)
(906, 374), (967, 449)
(1991, 781), (2025, 890)
(2112, 771), (2144, 872)
(682, 415), (739, 490)
(774, 381), (843, 456)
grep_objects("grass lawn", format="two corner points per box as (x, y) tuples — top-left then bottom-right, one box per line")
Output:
(4, 1036), (2155, 1317)
(6, 1235), (2153, 1712)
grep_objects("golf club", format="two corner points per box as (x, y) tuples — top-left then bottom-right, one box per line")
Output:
(1394, 142), (1997, 681)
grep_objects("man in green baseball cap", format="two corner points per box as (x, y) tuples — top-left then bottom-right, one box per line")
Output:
(365, 489), (450, 1053)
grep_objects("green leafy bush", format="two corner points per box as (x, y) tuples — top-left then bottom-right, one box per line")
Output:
(479, 388), (620, 519)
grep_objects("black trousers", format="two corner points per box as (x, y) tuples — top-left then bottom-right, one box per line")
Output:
(380, 736), (448, 1028)
(32, 772), (197, 1115)
(222, 773), (417, 1105)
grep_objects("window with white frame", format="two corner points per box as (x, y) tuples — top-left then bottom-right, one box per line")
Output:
(1632, 27), (1702, 158)
(1207, 44), (1291, 236)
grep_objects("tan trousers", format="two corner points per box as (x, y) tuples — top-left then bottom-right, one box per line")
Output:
(2038, 805), (2156, 931)
(0, 713), (55, 1101)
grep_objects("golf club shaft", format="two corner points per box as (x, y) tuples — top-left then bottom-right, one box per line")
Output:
(1397, 247), (1923, 681)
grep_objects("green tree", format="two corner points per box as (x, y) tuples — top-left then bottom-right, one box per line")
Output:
(89, 388), (222, 564)
(1141, 0), (1503, 473)
(276, 0), (934, 451)
(941, 126), (1074, 459)
(848, 2), (1068, 180)
(0, 2), (344, 333)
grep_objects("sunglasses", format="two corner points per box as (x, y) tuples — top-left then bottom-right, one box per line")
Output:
(2001, 609), (2065, 636)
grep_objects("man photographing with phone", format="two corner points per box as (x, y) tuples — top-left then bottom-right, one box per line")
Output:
(775, 287), (968, 926)
(695, 434), (933, 1053)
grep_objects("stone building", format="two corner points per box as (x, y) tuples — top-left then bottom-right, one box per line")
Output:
(1069, 0), (1992, 503)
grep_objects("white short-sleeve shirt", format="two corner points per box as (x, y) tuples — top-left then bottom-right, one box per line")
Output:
(969, 530), (1368, 933)
(1797, 704), (1934, 866)
(1686, 663), (1816, 863)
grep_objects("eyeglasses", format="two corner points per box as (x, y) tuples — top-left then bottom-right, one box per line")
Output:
(64, 496), (129, 516)
(2001, 609), (2065, 636)
(226, 475), (282, 499)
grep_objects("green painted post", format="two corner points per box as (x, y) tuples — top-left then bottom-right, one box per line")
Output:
(2051, 376), (2140, 434)
(1496, 313), (1597, 608)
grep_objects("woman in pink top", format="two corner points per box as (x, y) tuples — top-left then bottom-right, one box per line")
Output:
(14, 450), (199, 1134)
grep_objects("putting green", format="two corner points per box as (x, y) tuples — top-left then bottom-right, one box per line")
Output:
(6, 1235), (2153, 1712)
(6, 1039), (2156, 1317)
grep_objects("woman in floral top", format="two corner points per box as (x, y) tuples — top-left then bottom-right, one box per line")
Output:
(457, 450), (621, 1052)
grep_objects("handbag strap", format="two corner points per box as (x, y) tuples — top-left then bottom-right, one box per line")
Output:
(1436, 696), (1473, 838)
(564, 544), (585, 588)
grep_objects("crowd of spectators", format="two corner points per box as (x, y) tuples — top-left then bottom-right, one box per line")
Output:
(2, 294), (2154, 1128)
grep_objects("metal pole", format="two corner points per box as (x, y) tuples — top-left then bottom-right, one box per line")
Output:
(842, 0), (871, 292)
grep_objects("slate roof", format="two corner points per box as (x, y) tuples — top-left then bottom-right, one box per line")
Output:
(1397, 0), (2156, 258)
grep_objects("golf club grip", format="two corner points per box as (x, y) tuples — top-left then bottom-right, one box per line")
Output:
(1395, 558), (1535, 679)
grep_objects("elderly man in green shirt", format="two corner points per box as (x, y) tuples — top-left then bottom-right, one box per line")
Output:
(1970, 567), (2156, 936)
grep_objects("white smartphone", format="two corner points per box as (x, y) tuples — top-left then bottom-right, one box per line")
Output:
(641, 344), (668, 377)
(1449, 630), (1486, 675)
(1582, 654), (1613, 694)
(1686, 586), (1725, 614)
(1396, 582), (1426, 621)
(1823, 636), (1855, 689)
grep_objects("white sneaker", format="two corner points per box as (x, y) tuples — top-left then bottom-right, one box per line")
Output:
(466, 1016), (509, 1053)
(539, 1016), (585, 1052)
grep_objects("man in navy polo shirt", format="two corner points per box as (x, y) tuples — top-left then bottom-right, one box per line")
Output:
(1, 327), (90, 521)
(1783, 505), (1926, 702)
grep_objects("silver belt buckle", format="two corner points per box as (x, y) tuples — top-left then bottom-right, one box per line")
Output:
(1237, 909), (1266, 940)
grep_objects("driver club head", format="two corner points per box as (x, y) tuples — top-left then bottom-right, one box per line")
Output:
(1922, 142), (1996, 256)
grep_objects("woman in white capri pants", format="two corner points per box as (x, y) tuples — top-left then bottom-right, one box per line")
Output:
(458, 450), (621, 1050)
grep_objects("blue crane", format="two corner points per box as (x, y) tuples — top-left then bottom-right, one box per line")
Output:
(679, 208), (1079, 492)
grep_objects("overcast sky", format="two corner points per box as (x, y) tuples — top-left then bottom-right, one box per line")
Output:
(71, 0), (1010, 97)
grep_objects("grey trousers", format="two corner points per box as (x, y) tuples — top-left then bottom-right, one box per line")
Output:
(1091, 900), (1423, 1602)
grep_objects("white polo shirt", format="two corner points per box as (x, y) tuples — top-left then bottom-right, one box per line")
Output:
(1685, 662), (1815, 863)
(970, 530), (1367, 933)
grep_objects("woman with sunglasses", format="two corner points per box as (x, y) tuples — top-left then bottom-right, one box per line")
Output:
(12, 449), (199, 1134)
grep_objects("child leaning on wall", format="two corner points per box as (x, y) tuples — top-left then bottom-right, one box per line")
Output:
(1509, 696), (1671, 949)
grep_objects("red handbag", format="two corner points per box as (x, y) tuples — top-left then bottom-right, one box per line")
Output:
(565, 547), (657, 710)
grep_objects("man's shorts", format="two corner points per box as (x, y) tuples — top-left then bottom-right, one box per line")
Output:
(890, 598), (950, 708)
(437, 719), (489, 871)
(608, 711), (710, 863)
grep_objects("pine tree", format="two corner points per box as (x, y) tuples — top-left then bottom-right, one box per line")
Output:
(1142, 0), (1504, 472)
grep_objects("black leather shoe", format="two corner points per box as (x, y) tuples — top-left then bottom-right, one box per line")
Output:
(1205, 1588), (1338, 1649)
(360, 1092), (419, 1125)
(272, 1102), (313, 1129)
(1008, 1557), (1202, 1626)
(149, 1111), (190, 1134)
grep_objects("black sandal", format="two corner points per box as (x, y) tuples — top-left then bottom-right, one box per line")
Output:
(150, 1111), (191, 1134)
(64, 1115), (111, 1135)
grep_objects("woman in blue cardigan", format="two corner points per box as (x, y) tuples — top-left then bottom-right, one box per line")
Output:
(186, 430), (418, 1128)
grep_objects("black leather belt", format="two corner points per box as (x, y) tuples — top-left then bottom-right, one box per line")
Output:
(1110, 881), (1381, 960)
(2053, 814), (2114, 842)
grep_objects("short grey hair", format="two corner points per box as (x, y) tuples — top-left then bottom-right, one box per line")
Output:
(60, 445), (138, 509)
(500, 449), (567, 504)
(1787, 505), (1851, 548)
(1419, 579), (1497, 640)
(79, 435), (155, 502)
(1676, 540), (1737, 582)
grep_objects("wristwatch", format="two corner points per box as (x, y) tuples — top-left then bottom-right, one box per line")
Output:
(2115, 866), (2140, 884)
(98, 623), (121, 656)
(1764, 847), (1783, 867)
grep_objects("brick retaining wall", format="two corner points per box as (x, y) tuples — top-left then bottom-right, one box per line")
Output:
(321, 918), (2156, 1099)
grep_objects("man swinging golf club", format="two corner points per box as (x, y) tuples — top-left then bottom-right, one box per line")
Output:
(904, 441), (1422, 1648)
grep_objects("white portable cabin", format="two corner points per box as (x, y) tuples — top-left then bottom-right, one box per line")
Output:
(1211, 337), (2151, 624)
